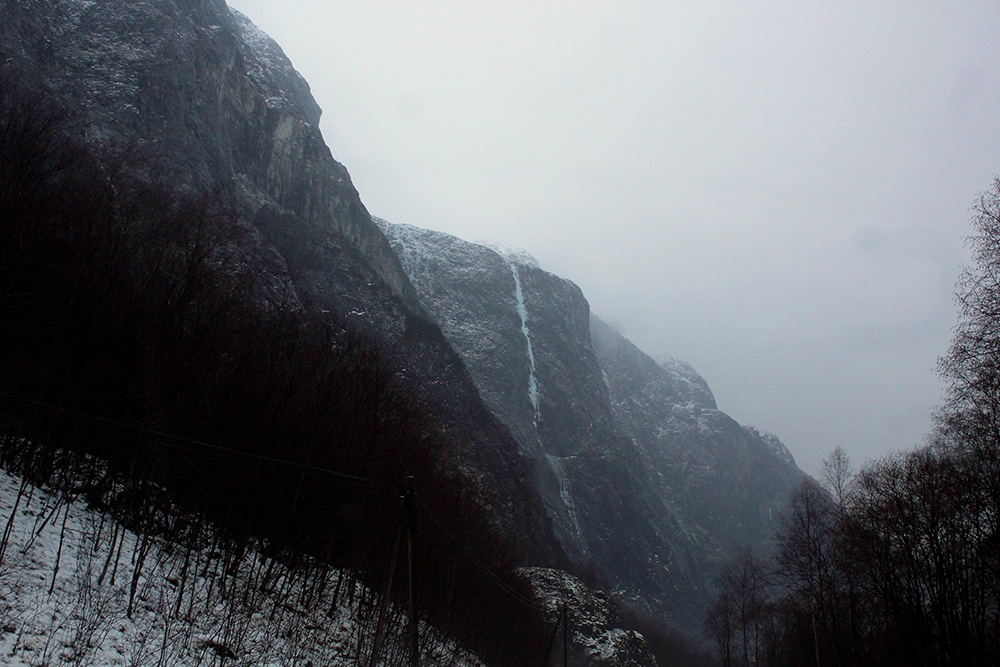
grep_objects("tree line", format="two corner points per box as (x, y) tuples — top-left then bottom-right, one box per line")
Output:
(704, 180), (1000, 667)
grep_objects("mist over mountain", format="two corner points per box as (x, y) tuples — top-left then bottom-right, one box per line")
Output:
(382, 221), (805, 633)
(1, 1), (807, 664)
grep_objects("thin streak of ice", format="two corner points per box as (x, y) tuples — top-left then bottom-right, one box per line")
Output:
(508, 260), (539, 427)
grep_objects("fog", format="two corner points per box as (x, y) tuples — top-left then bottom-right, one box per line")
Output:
(227, 0), (1000, 475)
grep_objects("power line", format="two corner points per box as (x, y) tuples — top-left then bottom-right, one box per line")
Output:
(414, 494), (547, 614)
(0, 390), (552, 618)
(0, 391), (403, 492)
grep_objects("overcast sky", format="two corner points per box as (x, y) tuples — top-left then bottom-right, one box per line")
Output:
(228, 0), (1000, 476)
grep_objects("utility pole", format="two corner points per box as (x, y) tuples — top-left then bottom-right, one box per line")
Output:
(541, 602), (562, 666)
(366, 526), (401, 667)
(404, 476), (419, 667)
(562, 602), (568, 667)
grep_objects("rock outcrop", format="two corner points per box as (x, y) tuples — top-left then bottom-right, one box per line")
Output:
(591, 316), (802, 554)
(0, 0), (416, 317)
(384, 222), (806, 632)
(523, 567), (659, 667)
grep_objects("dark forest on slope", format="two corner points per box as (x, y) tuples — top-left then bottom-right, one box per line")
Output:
(0, 68), (559, 665)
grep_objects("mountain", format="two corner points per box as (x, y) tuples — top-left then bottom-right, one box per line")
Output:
(591, 316), (802, 557)
(0, 0), (805, 663)
(383, 222), (805, 631)
(0, 0), (426, 328)
(0, 0), (560, 549)
(1, 0), (563, 662)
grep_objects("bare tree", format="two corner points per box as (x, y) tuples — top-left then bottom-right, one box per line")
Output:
(706, 549), (772, 667)
(704, 589), (736, 667)
(821, 447), (853, 517)
(937, 177), (1000, 454)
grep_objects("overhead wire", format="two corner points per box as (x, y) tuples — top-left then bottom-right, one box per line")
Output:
(0, 391), (403, 492)
(0, 389), (553, 616)
(415, 494), (548, 614)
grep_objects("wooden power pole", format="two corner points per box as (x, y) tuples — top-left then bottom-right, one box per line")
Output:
(562, 603), (568, 667)
(404, 476), (419, 667)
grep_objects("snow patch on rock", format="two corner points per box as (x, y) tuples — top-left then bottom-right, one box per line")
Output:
(230, 7), (321, 125)
(743, 424), (797, 467)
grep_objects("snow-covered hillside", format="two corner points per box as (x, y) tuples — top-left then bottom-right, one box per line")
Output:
(0, 467), (481, 667)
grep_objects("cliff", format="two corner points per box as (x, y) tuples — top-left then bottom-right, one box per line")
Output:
(0, 0), (806, 661)
(384, 222), (805, 631)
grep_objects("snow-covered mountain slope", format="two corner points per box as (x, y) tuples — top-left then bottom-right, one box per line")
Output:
(0, 467), (483, 667)
(382, 221), (806, 633)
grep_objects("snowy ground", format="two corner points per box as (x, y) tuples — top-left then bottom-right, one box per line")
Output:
(0, 466), (481, 667)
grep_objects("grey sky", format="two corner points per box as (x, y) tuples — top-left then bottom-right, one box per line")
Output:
(227, 0), (1000, 475)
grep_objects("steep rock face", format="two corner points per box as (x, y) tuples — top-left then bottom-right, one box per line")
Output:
(384, 223), (704, 627)
(383, 222), (806, 632)
(591, 315), (803, 555)
(0, 0), (561, 575)
(383, 222), (541, 453)
(0, 0), (415, 314)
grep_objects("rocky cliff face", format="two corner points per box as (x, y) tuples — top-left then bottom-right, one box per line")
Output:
(2, 0), (806, 656)
(0, 0), (563, 580)
(383, 222), (806, 632)
(1, 2), (578, 661)
(590, 315), (803, 557)
(0, 0), (416, 316)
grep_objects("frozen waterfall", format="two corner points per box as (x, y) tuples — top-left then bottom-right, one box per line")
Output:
(508, 260), (540, 427)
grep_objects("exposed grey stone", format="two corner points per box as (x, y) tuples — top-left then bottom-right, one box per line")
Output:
(522, 567), (659, 667)
(384, 221), (806, 634)
(0, 0), (416, 312)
